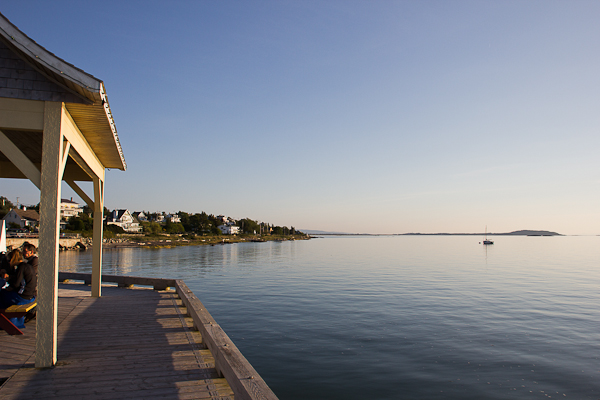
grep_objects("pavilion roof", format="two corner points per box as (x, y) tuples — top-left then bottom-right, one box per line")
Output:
(0, 12), (126, 171)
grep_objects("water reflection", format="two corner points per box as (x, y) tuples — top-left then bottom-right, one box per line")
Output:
(110, 248), (136, 275)
(59, 241), (303, 277)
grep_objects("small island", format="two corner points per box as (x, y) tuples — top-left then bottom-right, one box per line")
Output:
(304, 230), (563, 236)
(400, 230), (562, 236)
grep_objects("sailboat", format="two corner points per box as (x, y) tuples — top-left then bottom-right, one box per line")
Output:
(482, 226), (493, 245)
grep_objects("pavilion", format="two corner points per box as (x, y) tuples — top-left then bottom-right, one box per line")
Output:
(0, 13), (126, 367)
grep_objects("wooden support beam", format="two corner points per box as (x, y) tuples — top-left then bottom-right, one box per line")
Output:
(0, 129), (41, 188)
(68, 149), (102, 182)
(36, 101), (63, 368)
(65, 180), (94, 208)
(59, 139), (71, 177)
(91, 176), (104, 298)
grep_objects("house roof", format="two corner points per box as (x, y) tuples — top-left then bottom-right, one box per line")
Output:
(0, 12), (126, 171)
(108, 209), (130, 221)
(10, 208), (40, 221)
(61, 198), (80, 205)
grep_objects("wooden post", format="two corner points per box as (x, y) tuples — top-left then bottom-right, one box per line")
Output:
(36, 102), (64, 368)
(91, 176), (104, 297)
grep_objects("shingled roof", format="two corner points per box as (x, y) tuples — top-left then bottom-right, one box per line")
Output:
(11, 208), (40, 222)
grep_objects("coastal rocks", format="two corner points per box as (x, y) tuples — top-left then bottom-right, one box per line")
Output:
(59, 241), (87, 251)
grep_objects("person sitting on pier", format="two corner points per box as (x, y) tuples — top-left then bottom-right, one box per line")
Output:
(20, 243), (38, 322)
(21, 242), (38, 275)
(0, 249), (37, 329)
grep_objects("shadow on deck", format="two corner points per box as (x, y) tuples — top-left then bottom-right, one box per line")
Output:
(0, 283), (233, 400)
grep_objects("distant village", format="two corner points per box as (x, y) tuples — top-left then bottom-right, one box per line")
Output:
(1, 196), (303, 237)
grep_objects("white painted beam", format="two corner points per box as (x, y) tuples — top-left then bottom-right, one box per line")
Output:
(91, 176), (104, 298)
(59, 140), (71, 179)
(68, 149), (104, 182)
(0, 129), (42, 188)
(36, 102), (63, 368)
(0, 98), (44, 131)
(65, 180), (94, 209)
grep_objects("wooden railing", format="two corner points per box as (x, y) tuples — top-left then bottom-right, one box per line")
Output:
(58, 272), (279, 400)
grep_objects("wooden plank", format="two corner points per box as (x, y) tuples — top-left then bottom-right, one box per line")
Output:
(0, 129), (41, 187)
(4, 302), (37, 313)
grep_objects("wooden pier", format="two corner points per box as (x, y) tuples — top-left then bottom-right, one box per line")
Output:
(0, 274), (278, 400)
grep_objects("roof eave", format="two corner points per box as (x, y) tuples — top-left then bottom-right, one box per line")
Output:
(0, 12), (127, 172)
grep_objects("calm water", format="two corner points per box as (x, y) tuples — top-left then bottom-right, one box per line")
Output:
(59, 235), (600, 399)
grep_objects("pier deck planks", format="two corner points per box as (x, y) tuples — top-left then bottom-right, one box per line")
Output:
(0, 283), (234, 400)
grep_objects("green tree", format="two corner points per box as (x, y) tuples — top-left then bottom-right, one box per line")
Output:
(65, 213), (94, 232)
(104, 223), (125, 234)
(178, 212), (190, 227)
(0, 196), (14, 219)
(165, 221), (185, 234)
(185, 213), (201, 232)
(238, 218), (260, 234)
(144, 222), (163, 235)
(207, 214), (222, 235)
(198, 212), (214, 233)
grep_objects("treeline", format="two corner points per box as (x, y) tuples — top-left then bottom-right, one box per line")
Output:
(1, 195), (304, 237)
(66, 210), (303, 237)
(139, 212), (302, 236)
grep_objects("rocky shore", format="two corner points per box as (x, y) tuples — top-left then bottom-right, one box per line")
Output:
(5, 234), (310, 252)
(92, 234), (310, 250)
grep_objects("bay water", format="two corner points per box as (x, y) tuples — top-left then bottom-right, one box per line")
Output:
(59, 235), (600, 399)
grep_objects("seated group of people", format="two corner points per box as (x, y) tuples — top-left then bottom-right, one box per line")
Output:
(0, 242), (38, 329)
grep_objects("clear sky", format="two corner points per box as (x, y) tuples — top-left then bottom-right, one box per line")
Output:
(1, 1), (599, 235)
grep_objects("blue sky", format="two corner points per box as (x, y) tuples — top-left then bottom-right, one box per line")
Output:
(1, 1), (599, 235)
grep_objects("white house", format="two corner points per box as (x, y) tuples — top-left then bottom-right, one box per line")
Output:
(218, 224), (240, 235)
(132, 211), (148, 222)
(106, 209), (142, 233)
(165, 213), (181, 223)
(216, 215), (229, 224)
(61, 198), (83, 220)
(2, 208), (40, 229)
